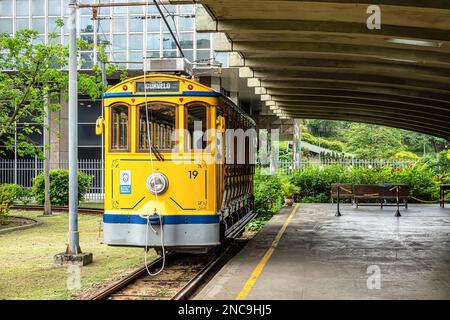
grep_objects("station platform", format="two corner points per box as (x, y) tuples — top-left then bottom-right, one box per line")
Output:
(194, 203), (450, 299)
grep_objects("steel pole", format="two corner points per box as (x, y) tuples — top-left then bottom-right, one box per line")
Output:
(68, 0), (80, 254)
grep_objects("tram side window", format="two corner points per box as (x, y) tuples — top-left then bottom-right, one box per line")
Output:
(110, 105), (129, 151)
(186, 104), (208, 150)
(138, 103), (176, 151)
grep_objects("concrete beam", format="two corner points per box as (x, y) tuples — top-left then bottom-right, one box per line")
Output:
(265, 100), (276, 106)
(195, 5), (217, 32)
(247, 78), (261, 87)
(228, 52), (245, 67)
(213, 33), (233, 51)
(260, 94), (272, 101)
(238, 67), (254, 78)
(255, 87), (267, 95)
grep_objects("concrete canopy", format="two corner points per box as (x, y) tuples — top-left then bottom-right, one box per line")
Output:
(175, 0), (450, 139)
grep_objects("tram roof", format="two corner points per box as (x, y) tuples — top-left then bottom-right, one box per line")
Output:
(103, 74), (256, 126)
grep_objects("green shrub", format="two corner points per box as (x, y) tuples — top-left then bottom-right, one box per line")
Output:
(32, 169), (93, 206)
(289, 164), (442, 203)
(302, 132), (344, 152)
(247, 169), (284, 232)
(0, 184), (26, 224)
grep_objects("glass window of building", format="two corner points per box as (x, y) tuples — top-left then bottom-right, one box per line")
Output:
(129, 34), (143, 50)
(0, 19), (13, 34)
(16, 0), (29, 16)
(147, 33), (160, 51)
(110, 105), (129, 151)
(113, 0), (126, 14)
(138, 104), (177, 151)
(179, 32), (193, 49)
(163, 51), (177, 58)
(81, 34), (94, 45)
(186, 104), (208, 150)
(147, 17), (160, 32)
(179, 17), (194, 32)
(129, 18), (143, 32)
(48, 17), (61, 33)
(113, 34), (127, 50)
(162, 33), (176, 50)
(113, 17), (127, 33)
(15, 18), (29, 30)
(196, 50), (211, 62)
(31, 0), (44, 16)
(48, 0), (61, 16)
(184, 50), (194, 63)
(32, 18), (45, 33)
(97, 19), (110, 33)
(0, 0), (13, 16)
(80, 16), (94, 33)
(80, 52), (93, 69)
(197, 33), (211, 49)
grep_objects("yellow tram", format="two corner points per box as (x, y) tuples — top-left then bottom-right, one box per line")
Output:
(96, 74), (256, 253)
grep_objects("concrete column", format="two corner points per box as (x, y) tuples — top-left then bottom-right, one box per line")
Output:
(293, 119), (302, 169)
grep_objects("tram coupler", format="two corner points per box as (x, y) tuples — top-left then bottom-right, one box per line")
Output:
(148, 214), (164, 226)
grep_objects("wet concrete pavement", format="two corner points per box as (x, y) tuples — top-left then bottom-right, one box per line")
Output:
(195, 204), (450, 299)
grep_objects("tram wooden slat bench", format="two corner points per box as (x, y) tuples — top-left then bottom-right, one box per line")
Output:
(353, 184), (410, 208)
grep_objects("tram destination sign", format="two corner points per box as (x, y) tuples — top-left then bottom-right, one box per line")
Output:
(136, 81), (180, 93)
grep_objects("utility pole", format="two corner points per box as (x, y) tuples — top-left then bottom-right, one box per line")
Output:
(54, 0), (92, 266)
(43, 91), (52, 216)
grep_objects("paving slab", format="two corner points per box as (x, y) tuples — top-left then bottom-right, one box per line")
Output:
(194, 204), (450, 300)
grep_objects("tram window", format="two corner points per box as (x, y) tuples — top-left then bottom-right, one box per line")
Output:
(138, 103), (176, 151)
(186, 104), (208, 150)
(110, 105), (129, 151)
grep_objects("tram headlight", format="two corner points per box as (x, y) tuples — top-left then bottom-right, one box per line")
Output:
(146, 173), (169, 195)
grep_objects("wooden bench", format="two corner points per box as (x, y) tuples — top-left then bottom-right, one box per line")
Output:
(353, 184), (410, 208)
(330, 183), (353, 204)
(440, 184), (450, 208)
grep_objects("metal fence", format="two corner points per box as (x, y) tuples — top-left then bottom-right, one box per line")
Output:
(0, 158), (416, 199)
(262, 159), (416, 175)
(0, 158), (104, 200)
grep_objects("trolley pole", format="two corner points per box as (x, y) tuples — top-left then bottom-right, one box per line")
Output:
(54, 0), (93, 266)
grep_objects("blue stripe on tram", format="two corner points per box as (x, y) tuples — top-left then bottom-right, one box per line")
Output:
(103, 214), (220, 225)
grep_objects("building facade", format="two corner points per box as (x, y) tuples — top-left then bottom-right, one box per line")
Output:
(0, 0), (228, 161)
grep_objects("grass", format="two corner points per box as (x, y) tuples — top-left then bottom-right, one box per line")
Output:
(0, 210), (155, 300)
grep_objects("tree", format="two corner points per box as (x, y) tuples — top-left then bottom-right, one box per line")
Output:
(0, 26), (124, 158)
(344, 123), (406, 159)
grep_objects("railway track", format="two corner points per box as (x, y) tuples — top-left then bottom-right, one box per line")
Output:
(88, 240), (247, 300)
(11, 205), (103, 215)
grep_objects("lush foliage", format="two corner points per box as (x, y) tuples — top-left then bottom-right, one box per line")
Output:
(32, 169), (93, 206)
(0, 184), (30, 224)
(247, 170), (284, 231)
(391, 151), (420, 160)
(302, 132), (344, 152)
(289, 161), (446, 203)
(0, 27), (126, 158)
(344, 123), (406, 159)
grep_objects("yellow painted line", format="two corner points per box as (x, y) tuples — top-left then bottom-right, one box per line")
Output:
(235, 203), (300, 300)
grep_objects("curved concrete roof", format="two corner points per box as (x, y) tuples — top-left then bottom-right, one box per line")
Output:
(178, 0), (450, 139)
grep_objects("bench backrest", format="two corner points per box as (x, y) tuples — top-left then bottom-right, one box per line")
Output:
(330, 183), (353, 197)
(353, 184), (410, 197)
